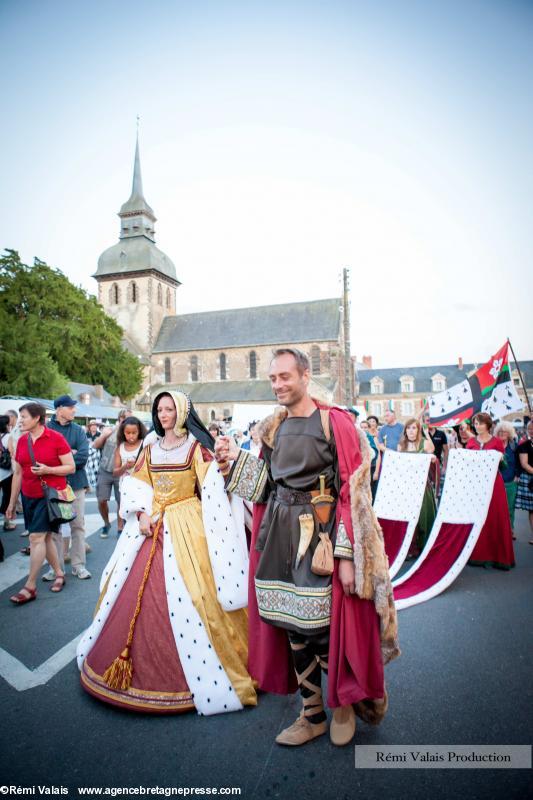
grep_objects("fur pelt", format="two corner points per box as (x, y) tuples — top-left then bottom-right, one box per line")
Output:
(257, 406), (288, 448)
(350, 427), (400, 665)
(354, 690), (389, 726)
(258, 405), (400, 667)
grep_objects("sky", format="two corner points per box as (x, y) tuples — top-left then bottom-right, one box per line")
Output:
(1, 0), (532, 369)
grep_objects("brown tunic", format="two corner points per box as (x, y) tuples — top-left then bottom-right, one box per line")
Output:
(254, 409), (338, 634)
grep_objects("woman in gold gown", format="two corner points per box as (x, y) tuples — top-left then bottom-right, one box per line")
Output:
(77, 391), (256, 715)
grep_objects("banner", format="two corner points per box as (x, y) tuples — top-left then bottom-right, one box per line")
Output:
(427, 342), (523, 426)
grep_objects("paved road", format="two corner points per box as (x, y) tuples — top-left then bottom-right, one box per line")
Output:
(0, 495), (531, 799)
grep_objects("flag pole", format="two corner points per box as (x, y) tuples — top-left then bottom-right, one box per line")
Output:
(507, 338), (532, 414)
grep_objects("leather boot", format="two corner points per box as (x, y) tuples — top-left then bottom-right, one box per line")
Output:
(330, 704), (356, 746)
(276, 709), (328, 746)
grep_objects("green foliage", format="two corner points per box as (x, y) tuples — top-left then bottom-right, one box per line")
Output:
(0, 249), (143, 399)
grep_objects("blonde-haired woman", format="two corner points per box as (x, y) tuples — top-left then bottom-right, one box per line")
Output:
(398, 418), (436, 554)
(494, 420), (519, 537)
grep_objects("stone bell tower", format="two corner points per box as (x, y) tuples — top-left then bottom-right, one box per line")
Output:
(94, 134), (180, 355)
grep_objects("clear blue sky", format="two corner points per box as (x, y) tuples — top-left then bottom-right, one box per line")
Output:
(1, 0), (531, 367)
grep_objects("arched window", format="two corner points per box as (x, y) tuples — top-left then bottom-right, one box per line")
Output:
(109, 282), (120, 305)
(210, 409), (216, 421)
(164, 358), (171, 383)
(128, 280), (138, 303)
(249, 350), (257, 379)
(166, 287), (171, 309)
(219, 353), (227, 381)
(157, 283), (163, 305)
(311, 346), (321, 375)
(190, 355), (199, 382)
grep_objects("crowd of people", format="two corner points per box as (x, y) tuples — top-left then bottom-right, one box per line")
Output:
(0, 395), (533, 584)
(0, 347), (532, 751)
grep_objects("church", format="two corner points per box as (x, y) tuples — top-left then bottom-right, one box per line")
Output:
(94, 138), (352, 423)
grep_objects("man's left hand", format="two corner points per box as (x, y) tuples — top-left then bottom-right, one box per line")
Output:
(338, 558), (356, 596)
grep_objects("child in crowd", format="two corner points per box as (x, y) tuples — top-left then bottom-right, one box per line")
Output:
(113, 416), (147, 487)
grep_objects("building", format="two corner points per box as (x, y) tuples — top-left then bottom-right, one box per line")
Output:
(95, 138), (352, 421)
(356, 358), (533, 424)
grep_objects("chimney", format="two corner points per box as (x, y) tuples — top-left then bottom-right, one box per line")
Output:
(458, 357), (463, 370)
(363, 355), (373, 369)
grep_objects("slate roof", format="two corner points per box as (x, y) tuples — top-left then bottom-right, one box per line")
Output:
(153, 298), (341, 353)
(151, 376), (337, 404)
(69, 382), (113, 404)
(357, 361), (533, 395)
(95, 237), (178, 283)
(151, 381), (277, 404)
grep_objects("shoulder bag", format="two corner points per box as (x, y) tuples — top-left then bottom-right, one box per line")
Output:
(27, 436), (77, 524)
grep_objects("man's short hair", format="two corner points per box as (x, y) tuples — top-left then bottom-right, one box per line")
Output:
(270, 347), (310, 375)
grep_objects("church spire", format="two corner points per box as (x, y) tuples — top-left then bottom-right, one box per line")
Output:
(119, 129), (156, 241)
(131, 133), (144, 199)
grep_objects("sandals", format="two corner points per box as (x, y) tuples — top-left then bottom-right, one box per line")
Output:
(50, 574), (66, 593)
(20, 546), (31, 555)
(10, 586), (37, 605)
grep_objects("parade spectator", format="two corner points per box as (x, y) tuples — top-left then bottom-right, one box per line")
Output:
(495, 420), (520, 536)
(242, 421), (261, 456)
(360, 419), (379, 500)
(445, 427), (458, 449)
(112, 416), (146, 487)
(457, 420), (475, 448)
(6, 402), (75, 603)
(93, 408), (129, 538)
(1, 415), (16, 536)
(45, 395), (91, 581)
(85, 420), (101, 492)
(366, 415), (382, 491)
(398, 418), (436, 553)
(207, 422), (221, 440)
(233, 429), (245, 447)
(421, 410), (449, 469)
(377, 408), (404, 452)
(515, 419), (533, 544)
(466, 412), (514, 569)
(6, 410), (28, 537)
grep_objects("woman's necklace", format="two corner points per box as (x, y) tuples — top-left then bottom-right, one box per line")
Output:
(159, 433), (188, 461)
(160, 433), (188, 450)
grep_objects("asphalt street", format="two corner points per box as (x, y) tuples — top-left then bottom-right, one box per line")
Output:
(0, 493), (531, 800)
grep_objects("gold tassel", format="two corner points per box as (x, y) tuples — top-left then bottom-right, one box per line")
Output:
(103, 647), (133, 690)
(102, 505), (166, 693)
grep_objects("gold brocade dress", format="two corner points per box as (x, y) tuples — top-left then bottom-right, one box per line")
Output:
(78, 437), (257, 714)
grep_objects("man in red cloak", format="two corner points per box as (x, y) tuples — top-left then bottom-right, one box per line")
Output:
(216, 348), (399, 746)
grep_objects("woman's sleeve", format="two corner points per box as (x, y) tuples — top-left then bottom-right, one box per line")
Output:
(119, 448), (153, 519)
(194, 444), (214, 488)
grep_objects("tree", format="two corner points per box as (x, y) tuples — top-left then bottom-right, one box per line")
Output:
(0, 250), (143, 398)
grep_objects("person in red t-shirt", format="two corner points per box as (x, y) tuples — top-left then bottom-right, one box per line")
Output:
(6, 402), (75, 603)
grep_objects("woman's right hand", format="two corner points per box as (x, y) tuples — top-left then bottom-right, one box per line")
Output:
(216, 435), (240, 462)
(5, 504), (16, 521)
(138, 512), (153, 537)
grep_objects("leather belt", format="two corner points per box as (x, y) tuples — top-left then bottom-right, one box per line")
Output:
(276, 485), (313, 505)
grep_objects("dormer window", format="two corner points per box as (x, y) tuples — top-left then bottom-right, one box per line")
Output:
(400, 375), (414, 393)
(431, 374), (446, 393)
(370, 377), (384, 395)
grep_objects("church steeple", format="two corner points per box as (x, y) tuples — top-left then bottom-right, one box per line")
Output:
(119, 134), (156, 242)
